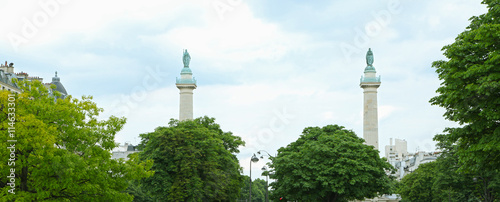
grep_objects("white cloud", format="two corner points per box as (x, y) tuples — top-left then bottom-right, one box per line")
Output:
(0, 0), (489, 180)
(378, 105), (398, 120)
(140, 4), (309, 72)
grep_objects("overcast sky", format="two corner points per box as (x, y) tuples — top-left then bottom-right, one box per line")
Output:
(0, 0), (488, 179)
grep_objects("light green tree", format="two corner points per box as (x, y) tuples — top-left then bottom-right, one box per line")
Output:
(137, 116), (245, 201)
(269, 124), (394, 202)
(0, 80), (152, 201)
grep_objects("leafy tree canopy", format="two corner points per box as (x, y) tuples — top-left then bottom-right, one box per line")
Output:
(238, 176), (267, 202)
(397, 162), (437, 202)
(137, 116), (245, 201)
(269, 124), (394, 202)
(0, 80), (152, 201)
(430, 0), (500, 172)
(397, 134), (499, 202)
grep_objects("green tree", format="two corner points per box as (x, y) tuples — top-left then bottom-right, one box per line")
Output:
(433, 135), (487, 202)
(396, 157), (483, 202)
(0, 80), (153, 201)
(125, 153), (156, 202)
(430, 0), (500, 174)
(430, 1), (500, 201)
(125, 179), (155, 202)
(435, 134), (499, 202)
(396, 161), (460, 202)
(269, 124), (394, 202)
(238, 176), (266, 202)
(396, 135), (496, 202)
(397, 162), (440, 202)
(137, 116), (245, 201)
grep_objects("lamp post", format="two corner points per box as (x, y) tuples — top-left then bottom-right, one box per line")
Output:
(257, 150), (274, 202)
(249, 153), (259, 202)
(257, 150), (273, 158)
(262, 166), (269, 202)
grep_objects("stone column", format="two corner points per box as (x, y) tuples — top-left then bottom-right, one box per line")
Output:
(176, 50), (196, 121)
(361, 83), (380, 150)
(177, 84), (195, 121)
(360, 48), (381, 150)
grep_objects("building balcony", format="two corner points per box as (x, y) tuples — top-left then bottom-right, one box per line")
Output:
(176, 77), (197, 85)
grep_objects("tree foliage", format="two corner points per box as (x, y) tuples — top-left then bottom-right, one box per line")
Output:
(137, 116), (245, 201)
(397, 162), (438, 202)
(435, 134), (499, 202)
(396, 160), (480, 202)
(0, 80), (152, 201)
(269, 124), (394, 202)
(238, 176), (267, 202)
(429, 0), (500, 173)
(429, 1), (500, 201)
(397, 134), (499, 202)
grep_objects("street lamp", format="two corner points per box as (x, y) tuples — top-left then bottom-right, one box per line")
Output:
(257, 150), (273, 158)
(256, 150), (274, 202)
(262, 166), (269, 202)
(250, 153), (259, 202)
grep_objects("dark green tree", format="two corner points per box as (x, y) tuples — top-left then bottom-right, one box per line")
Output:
(238, 175), (266, 202)
(435, 134), (498, 202)
(137, 116), (245, 201)
(430, 1), (500, 201)
(0, 80), (153, 201)
(126, 179), (155, 202)
(269, 124), (394, 202)
(396, 135), (497, 202)
(396, 156), (485, 202)
(397, 162), (438, 202)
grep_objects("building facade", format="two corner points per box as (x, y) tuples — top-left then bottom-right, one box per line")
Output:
(46, 72), (68, 99)
(385, 138), (408, 164)
(0, 61), (67, 97)
(384, 138), (438, 180)
(111, 143), (140, 161)
(0, 62), (21, 93)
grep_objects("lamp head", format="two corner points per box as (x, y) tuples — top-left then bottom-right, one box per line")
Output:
(251, 154), (259, 162)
